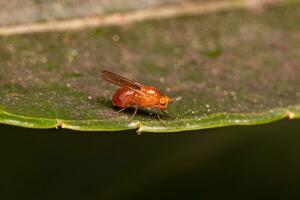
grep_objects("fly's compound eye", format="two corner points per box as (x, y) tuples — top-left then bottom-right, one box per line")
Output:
(159, 98), (167, 106)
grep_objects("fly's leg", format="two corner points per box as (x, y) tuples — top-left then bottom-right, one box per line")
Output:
(114, 108), (126, 119)
(161, 109), (171, 118)
(129, 106), (138, 123)
(156, 112), (167, 126)
(117, 107), (126, 114)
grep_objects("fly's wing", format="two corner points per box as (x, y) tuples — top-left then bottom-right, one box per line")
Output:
(101, 70), (144, 94)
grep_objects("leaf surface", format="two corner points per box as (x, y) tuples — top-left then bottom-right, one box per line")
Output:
(0, 2), (300, 132)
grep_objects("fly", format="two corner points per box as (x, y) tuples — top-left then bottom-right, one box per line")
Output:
(100, 70), (172, 123)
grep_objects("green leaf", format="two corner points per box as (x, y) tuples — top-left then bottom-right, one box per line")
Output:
(0, 2), (300, 133)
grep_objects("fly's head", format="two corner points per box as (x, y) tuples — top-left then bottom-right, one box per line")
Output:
(158, 96), (172, 110)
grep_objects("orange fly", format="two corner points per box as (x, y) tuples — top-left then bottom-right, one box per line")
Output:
(101, 70), (172, 122)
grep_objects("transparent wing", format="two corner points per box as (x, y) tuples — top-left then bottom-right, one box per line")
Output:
(101, 70), (143, 91)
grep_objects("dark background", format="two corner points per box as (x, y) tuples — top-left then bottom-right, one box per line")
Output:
(1, 120), (300, 199)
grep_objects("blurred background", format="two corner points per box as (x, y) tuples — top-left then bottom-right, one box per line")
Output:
(1, 120), (300, 199)
(1, 0), (205, 26)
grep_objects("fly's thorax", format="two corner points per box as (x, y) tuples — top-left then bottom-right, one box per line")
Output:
(136, 86), (161, 107)
(141, 86), (161, 96)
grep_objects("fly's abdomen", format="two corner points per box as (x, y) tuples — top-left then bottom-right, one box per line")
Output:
(112, 87), (136, 108)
